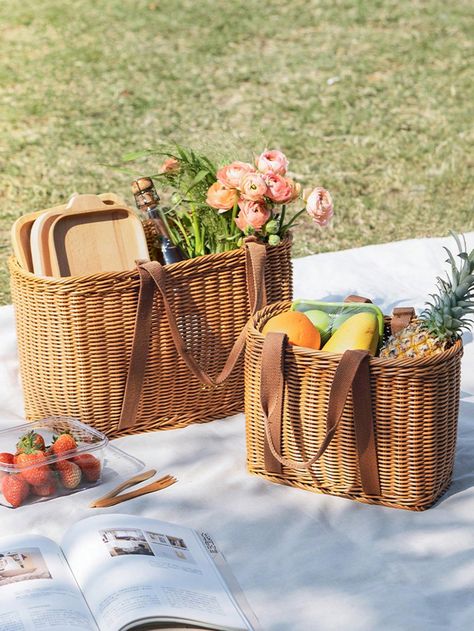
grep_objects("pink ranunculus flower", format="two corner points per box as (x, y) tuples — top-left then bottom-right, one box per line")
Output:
(306, 187), (334, 227)
(235, 199), (271, 232)
(206, 182), (239, 212)
(160, 157), (180, 173)
(240, 172), (268, 201)
(265, 173), (299, 203)
(255, 149), (289, 175)
(216, 161), (254, 189)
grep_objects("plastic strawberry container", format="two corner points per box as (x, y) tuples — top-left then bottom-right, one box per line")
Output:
(0, 417), (143, 509)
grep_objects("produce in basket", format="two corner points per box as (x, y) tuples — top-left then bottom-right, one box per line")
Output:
(380, 234), (474, 359)
(262, 311), (321, 350)
(262, 306), (382, 354)
(293, 300), (385, 347)
(321, 312), (379, 355)
(304, 310), (331, 343)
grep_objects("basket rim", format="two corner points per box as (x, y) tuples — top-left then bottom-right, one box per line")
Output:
(8, 234), (292, 287)
(247, 300), (464, 368)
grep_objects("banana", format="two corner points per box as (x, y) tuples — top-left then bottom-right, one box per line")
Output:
(322, 312), (379, 355)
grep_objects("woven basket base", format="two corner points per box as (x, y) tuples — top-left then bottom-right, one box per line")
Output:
(105, 405), (243, 439)
(247, 466), (453, 511)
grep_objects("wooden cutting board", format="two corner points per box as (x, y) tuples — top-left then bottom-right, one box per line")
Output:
(11, 205), (63, 273)
(11, 193), (129, 273)
(30, 208), (66, 276)
(47, 194), (149, 277)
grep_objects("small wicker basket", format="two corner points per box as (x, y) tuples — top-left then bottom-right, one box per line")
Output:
(10, 226), (292, 438)
(245, 300), (463, 511)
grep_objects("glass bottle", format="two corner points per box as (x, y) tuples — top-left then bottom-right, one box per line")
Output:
(131, 177), (186, 265)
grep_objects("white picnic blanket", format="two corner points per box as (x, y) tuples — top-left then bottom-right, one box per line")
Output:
(1, 233), (474, 631)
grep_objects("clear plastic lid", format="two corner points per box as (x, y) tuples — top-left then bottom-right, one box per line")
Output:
(0, 417), (109, 473)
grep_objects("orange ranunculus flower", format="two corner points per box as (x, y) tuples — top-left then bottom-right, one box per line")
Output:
(265, 173), (300, 203)
(240, 172), (268, 202)
(216, 161), (254, 189)
(206, 182), (239, 211)
(235, 199), (271, 232)
(160, 157), (180, 173)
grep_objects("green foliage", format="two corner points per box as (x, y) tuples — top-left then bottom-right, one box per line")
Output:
(128, 144), (242, 256)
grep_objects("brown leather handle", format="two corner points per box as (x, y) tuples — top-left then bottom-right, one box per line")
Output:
(344, 294), (372, 304)
(391, 307), (415, 334)
(118, 240), (267, 430)
(260, 332), (381, 496)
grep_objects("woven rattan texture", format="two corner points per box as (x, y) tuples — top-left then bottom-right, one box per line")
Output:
(9, 237), (292, 438)
(245, 301), (463, 511)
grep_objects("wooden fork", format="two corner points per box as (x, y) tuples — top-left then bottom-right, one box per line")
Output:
(90, 470), (177, 508)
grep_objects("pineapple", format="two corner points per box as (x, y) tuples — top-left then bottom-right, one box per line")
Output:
(380, 234), (474, 359)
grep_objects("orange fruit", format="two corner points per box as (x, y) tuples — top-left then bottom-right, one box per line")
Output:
(262, 311), (321, 350)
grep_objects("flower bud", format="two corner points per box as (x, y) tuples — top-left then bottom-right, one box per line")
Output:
(265, 219), (279, 235)
(268, 234), (281, 246)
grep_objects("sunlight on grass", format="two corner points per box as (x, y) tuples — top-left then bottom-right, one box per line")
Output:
(0, 0), (473, 303)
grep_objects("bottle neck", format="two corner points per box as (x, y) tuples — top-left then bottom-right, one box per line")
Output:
(145, 205), (159, 221)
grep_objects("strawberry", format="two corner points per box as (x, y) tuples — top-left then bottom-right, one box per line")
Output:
(2, 474), (30, 507)
(52, 432), (77, 456)
(58, 461), (82, 489)
(0, 453), (14, 466)
(16, 449), (52, 486)
(0, 453), (14, 481)
(72, 454), (101, 483)
(33, 478), (57, 497)
(55, 457), (73, 471)
(16, 430), (45, 453)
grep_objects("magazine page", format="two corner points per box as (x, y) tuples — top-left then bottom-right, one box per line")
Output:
(198, 533), (261, 631)
(0, 534), (97, 631)
(61, 514), (253, 631)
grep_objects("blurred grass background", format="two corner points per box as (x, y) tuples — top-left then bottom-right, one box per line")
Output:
(1, 0), (473, 304)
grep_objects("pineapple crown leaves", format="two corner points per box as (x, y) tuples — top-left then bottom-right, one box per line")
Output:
(420, 233), (474, 340)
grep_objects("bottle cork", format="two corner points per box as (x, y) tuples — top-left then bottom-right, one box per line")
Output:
(131, 177), (155, 196)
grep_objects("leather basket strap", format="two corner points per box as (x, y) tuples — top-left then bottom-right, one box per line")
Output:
(391, 307), (415, 334)
(260, 332), (381, 497)
(344, 295), (372, 303)
(118, 240), (267, 430)
(261, 332), (287, 474)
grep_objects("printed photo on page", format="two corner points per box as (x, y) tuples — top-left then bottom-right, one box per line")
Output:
(0, 534), (97, 631)
(61, 514), (257, 631)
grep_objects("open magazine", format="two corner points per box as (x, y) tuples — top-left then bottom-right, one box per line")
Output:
(0, 514), (260, 631)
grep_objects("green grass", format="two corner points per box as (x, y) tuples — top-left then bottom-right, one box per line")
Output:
(1, 0), (473, 304)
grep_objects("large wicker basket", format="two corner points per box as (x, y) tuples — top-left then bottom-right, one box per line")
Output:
(245, 300), (463, 511)
(9, 237), (292, 438)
